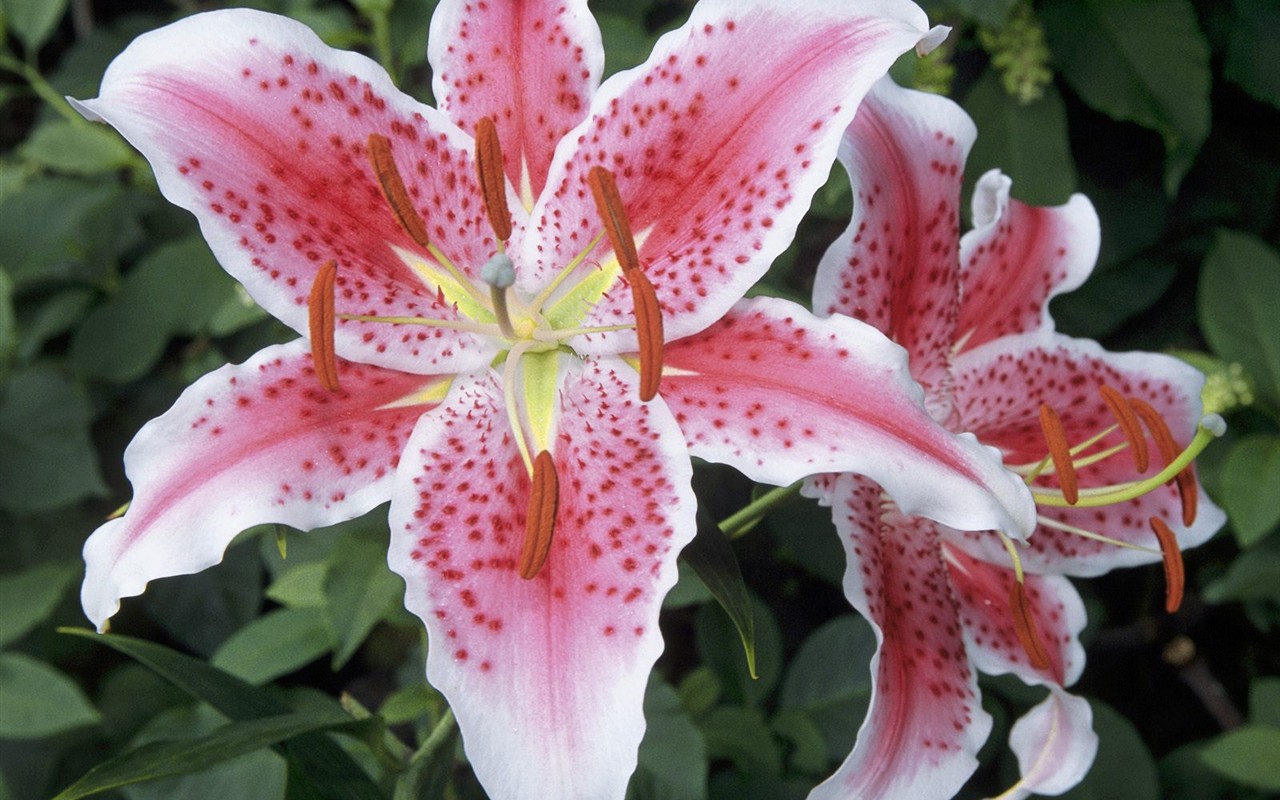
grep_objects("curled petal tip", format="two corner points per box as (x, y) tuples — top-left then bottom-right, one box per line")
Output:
(916, 24), (950, 56)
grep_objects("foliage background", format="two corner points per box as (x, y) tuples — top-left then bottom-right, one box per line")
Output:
(0, 0), (1278, 797)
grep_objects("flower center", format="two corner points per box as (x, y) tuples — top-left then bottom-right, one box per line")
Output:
(998, 384), (1224, 668)
(305, 120), (666, 581)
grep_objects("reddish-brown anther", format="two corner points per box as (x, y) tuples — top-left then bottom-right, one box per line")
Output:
(519, 450), (559, 580)
(1009, 581), (1051, 671)
(1149, 516), (1185, 613)
(587, 165), (640, 274)
(307, 259), (339, 391)
(368, 133), (431, 249)
(628, 269), (664, 402)
(1129, 397), (1198, 527)
(474, 116), (513, 242)
(1038, 403), (1078, 505)
(1099, 384), (1148, 473)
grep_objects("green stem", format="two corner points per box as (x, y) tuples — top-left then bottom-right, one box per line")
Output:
(0, 53), (86, 126)
(411, 708), (456, 766)
(719, 481), (803, 540)
(369, 11), (397, 85)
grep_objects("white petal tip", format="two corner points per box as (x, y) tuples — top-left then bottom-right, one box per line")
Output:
(1202, 413), (1226, 437)
(916, 25), (950, 56)
(66, 96), (103, 122)
(972, 169), (1013, 227)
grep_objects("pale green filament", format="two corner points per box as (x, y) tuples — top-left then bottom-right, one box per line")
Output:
(1035, 514), (1159, 554)
(528, 230), (607, 317)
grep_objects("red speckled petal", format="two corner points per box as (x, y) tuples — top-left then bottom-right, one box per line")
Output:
(807, 474), (990, 800)
(73, 10), (500, 375)
(386, 361), (694, 800)
(81, 340), (443, 630)
(954, 170), (1100, 351)
(1001, 688), (1098, 800)
(661, 297), (1035, 539)
(943, 543), (1086, 687)
(813, 78), (975, 422)
(950, 332), (1225, 576)
(517, 0), (940, 350)
(429, 0), (602, 204)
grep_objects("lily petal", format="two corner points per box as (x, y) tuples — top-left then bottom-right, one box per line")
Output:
(662, 297), (1035, 538)
(808, 474), (991, 800)
(82, 340), (443, 630)
(955, 171), (1099, 351)
(71, 9), (499, 375)
(429, 0), (603, 205)
(521, 0), (944, 349)
(813, 77), (976, 421)
(995, 688), (1098, 800)
(951, 332), (1225, 576)
(944, 544), (1087, 687)
(387, 361), (695, 800)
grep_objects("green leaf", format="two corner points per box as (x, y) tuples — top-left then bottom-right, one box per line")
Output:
(696, 593), (781, 708)
(1200, 726), (1280, 790)
(0, 561), (77, 648)
(777, 615), (875, 761)
(682, 507), (756, 677)
(598, 14), (657, 78)
(697, 706), (781, 777)
(53, 711), (355, 800)
(1204, 534), (1280, 603)
(629, 677), (707, 800)
(0, 178), (122, 288)
(20, 121), (135, 176)
(1160, 742), (1235, 800)
(1220, 435), (1280, 546)
(71, 237), (238, 383)
(60, 629), (385, 800)
(322, 525), (404, 669)
(0, 652), (100, 739)
(1250, 678), (1280, 728)
(211, 608), (333, 685)
(0, 365), (106, 513)
(378, 684), (437, 726)
(957, 0), (1019, 26)
(1199, 231), (1280, 411)
(391, 714), (457, 800)
(0, 267), (14, 378)
(769, 710), (828, 776)
(1043, 0), (1210, 193)
(963, 70), (1077, 205)
(678, 667), (721, 719)
(0, 0), (68, 51)
(1060, 700), (1158, 800)
(1224, 0), (1280, 109)
(1050, 257), (1176, 340)
(266, 562), (329, 609)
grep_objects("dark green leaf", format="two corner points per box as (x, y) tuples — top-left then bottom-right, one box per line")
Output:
(963, 70), (1077, 206)
(1060, 700), (1158, 800)
(0, 365), (106, 513)
(628, 677), (707, 800)
(59, 629), (385, 800)
(323, 525), (404, 669)
(1204, 534), (1280, 603)
(1250, 678), (1280, 728)
(1220, 435), (1280, 546)
(777, 615), (875, 761)
(266, 562), (329, 609)
(0, 0), (69, 51)
(1050, 258), (1176, 340)
(1160, 742), (1235, 800)
(0, 267), (13, 378)
(1200, 726), (1280, 790)
(697, 706), (781, 777)
(1198, 231), (1280, 411)
(0, 561), (77, 648)
(1224, 0), (1280, 109)
(769, 710), (827, 776)
(211, 608), (333, 685)
(1043, 0), (1210, 193)
(598, 14), (657, 77)
(0, 652), (100, 739)
(0, 178), (121, 288)
(20, 121), (135, 177)
(683, 507), (756, 678)
(391, 716), (457, 800)
(52, 711), (354, 800)
(696, 594), (781, 707)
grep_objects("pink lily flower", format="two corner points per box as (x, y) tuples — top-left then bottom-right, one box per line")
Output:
(74, 4), (1038, 797)
(806, 77), (1226, 800)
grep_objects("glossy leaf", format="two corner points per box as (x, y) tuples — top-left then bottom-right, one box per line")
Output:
(777, 615), (875, 761)
(1199, 231), (1280, 411)
(683, 506), (756, 678)
(322, 525), (404, 670)
(1219, 434), (1280, 547)
(0, 653), (100, 738)
(0, 561), (77, 648)
(628, 677), (707, 800)
(20, 121), (135, 176)
(1200, 726), (1280, 790)
(211, 608), (333, 685)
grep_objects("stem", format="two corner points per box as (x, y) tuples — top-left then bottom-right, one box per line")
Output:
(0, 53), (88, 126)
(411, 708), (457, 766)
(719, 481), (803, 540)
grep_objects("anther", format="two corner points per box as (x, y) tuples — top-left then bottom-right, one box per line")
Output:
(1149, 517), (1185, 613)
(1038, 404), (1078, 505)
(1128, 398), (1198, 526)
(475, 117), (513, 242)
(587, 166), (640, 273)
(368, 133), (431, 248)
(628, 268), (664, 402)
(1009, 581), (1051, 671)
(1099, 385), (1148, 473)
(519, 450), (559, 580)
(308, 260), (340, 391)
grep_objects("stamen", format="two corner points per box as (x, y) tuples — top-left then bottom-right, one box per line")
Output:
(1038, 404), (1078, 505)
(1149, 516), (1185, 613)
(503, 340), (536, 475)
(587, 166), (640, 273)
(308, 260), (340, 391)
(1129, 398), (1198, 526)
(368, 133), (430, 248)
(1009, 581), (1051, 671)
(628, 268), (664, 402)
(338, 313), (497, 336)
(519, 450), (559, 579)
(1099, 385), (1149, 473)
(1036, 514), (1159, 554)
(474, 117), (513, 243)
